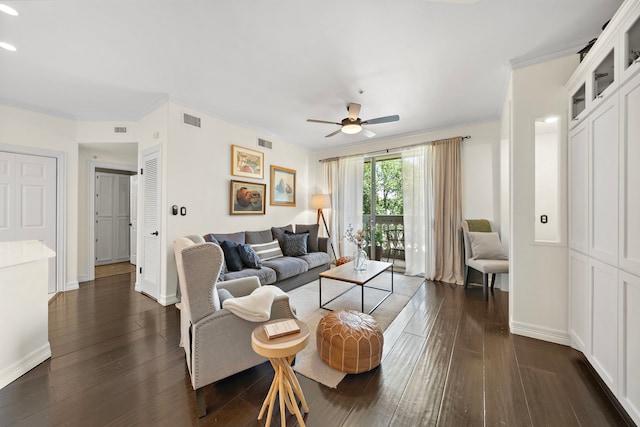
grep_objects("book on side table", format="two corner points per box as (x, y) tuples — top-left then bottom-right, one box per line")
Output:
(264, 319), (301, 339)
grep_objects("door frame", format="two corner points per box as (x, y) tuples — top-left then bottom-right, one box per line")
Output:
(0, 143), (67, 292)
(86, 160), (136, 281)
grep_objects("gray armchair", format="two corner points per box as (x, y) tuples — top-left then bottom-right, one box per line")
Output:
(461, 219), (509, 301)
(173, 237), (297, 417)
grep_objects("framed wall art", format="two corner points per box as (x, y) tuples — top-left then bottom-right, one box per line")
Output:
(270, 165), (296, 207)
(231, 145), (264, 179)
(230, 180), (266, 215)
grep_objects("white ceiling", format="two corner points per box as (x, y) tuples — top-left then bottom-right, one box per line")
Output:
(0, 0), (623, 151)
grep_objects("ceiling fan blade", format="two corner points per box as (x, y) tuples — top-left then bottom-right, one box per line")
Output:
(362, 114), (400, 125)
(347, 103), (361, 121)
(325, 128), (343, 138)
(362, 128), (376, 138)
(307, 119), (342, 125)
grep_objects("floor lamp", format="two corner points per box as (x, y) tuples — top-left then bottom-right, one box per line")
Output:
(311, 194), (338, 261)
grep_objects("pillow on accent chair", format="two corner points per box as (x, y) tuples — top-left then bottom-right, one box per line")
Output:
(236, 244), (262, 269)
(282, 233), (309, 257)
(220, 240), (244, 271)
(249, 240), (284, 261)
(468, 232), (508, 260)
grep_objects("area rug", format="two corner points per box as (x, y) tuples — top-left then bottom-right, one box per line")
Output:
(288, 272), (424, 388)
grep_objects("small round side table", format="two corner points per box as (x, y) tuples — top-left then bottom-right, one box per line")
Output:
(251, 319), (310, 427)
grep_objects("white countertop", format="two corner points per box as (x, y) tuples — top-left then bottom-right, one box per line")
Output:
(0, 240), (56, 269)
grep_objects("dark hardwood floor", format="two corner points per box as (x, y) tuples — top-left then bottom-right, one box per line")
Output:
(0, 272), (632, 426)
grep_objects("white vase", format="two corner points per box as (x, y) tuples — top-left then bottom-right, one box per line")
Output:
(353, 247), (368, 271)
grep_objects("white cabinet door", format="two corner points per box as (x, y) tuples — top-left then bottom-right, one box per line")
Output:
(569, 122), (589, 254)
(590, 258), (619, 393)
(589, 96), (619, 265)
(619, 71), (640, 276)
(569, 251), (590, 352)
(619, 271), (640, 423)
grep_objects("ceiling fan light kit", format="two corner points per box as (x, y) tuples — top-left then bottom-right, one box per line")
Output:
(307, 102), (399, 138)
(341, 121), (362, 134)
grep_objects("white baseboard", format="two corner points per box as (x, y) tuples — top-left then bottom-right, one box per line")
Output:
(0, 343), (51, 389)
(77, 274), (89, 283)
(134, 281), (140, 292)
(510, 320), (570, 346)
(159, 293), (179, 306)
(65, 281), (79, 291)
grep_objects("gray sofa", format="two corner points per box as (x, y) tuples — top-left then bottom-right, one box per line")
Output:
(191, 224), (331, 292)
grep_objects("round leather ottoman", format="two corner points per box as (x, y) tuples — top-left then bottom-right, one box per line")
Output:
(316, 310), (384, 374)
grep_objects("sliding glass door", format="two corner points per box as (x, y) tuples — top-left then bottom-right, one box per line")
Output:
(363, 156), (405, 271)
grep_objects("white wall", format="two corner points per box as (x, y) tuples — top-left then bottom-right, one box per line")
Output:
(0, 105), (79, 289)
(509, 54), (577, 344)
(534, 129), (560, 242)
(313, 121), (501, 219)
(159, 102), (315, 304)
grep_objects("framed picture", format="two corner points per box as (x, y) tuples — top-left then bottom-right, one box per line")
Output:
(231, 145), (264, 179)
(270, 165), (296, 207)
(230, 180), (266, 215)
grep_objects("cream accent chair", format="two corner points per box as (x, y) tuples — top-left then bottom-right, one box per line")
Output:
(461, 220), (509, 301)
(174, 236), (297, 417)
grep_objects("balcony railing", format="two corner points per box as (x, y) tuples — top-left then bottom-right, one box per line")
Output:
(362, 215), (405, 266)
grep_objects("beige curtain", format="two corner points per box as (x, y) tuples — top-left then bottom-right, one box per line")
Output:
(433, 137), (464, 285)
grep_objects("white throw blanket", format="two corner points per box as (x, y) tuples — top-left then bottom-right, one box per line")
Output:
(222, 285), (287, 322)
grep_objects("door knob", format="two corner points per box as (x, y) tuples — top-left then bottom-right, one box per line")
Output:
(151, 231), (159, 236)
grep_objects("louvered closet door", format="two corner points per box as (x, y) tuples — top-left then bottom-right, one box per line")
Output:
(140, 147), (161, 300)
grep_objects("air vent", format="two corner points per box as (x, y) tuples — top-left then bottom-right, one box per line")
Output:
(183, 113), (202, 128)
(114, 126), (127, 133)
(258, 138), (273, 149)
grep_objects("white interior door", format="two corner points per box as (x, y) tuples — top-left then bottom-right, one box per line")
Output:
(95, 172), (115, 265)
(0, 152), (57, 292)
(95, 172), (131, 266)
(130, 175), (138, 265)
(140, 147), (161, 300)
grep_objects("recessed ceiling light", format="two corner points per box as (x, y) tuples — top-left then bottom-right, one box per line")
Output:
(0, 42), (16, 51)
(0, 4), (18, 16)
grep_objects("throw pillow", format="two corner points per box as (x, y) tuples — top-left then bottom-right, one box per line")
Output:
(203, 233), (220, 244)
(468, 232), (508, 260)
(249, 240), (284, 261)
(282, 231), (311, 255)
(282, 233), (309, 257)
(220, 240), (244, 271)
(217, 259), (226, 282)
(271, 224), (293, 246)
(295, 224), (319, 252)
(236, 243), (262, 269)
(217, 288), (234, 304)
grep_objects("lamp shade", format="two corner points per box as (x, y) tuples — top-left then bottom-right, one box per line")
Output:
(311, 193), (331, 209)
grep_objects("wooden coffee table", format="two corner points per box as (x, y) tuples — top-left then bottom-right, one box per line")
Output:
(319, 260), (393, 314)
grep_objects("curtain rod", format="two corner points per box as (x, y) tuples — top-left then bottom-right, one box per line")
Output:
(318, 135), (471, 163)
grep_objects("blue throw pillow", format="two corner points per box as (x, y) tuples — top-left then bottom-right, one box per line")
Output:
(220, 240), (244, 271)
(286, 229), (310, 252)
(282, 233), (308, 257)
(237, 243), (262, 269)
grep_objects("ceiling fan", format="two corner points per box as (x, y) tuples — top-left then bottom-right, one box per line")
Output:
(307, 103), (400, 138)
